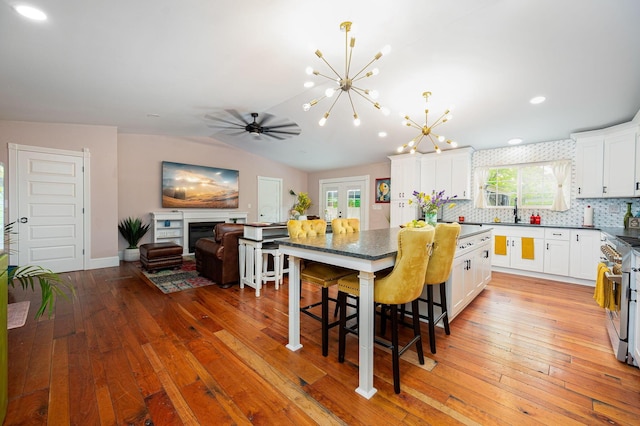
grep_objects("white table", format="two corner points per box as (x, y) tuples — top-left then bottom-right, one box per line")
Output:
(278, 228), (400, 399)
(239, 223), (289, 297)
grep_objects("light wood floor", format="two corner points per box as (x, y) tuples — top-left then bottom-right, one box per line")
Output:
(5, 263), (640, 425)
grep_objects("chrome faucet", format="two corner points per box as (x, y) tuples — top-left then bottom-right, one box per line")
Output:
(513, 197), (520, 223)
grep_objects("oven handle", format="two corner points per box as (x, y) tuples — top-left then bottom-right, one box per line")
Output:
(604, 271), (622, 284)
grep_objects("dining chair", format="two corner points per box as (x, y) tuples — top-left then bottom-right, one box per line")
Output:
(413, 222), (461, 354)
(287, 219), (353, 356)
(337, 226), (435, 394)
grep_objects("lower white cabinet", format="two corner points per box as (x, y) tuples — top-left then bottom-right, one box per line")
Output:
(543, 228), (570, 276)
(425, 231), (492, 323)
(491, 225), (544, 272)
(569, 229), (601, 280)
(635, 254), (640, 364)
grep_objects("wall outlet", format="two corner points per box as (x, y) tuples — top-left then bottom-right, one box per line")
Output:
(609, 204), (620, 214)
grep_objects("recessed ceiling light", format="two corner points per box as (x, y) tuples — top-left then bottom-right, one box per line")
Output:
(14, 4), (47, 21)
(146, 113), (160, 118)
(378, 131), (387, 138)
(530, 96), (546, 104)
(303, 81), (314, 88)
(508, 138), (523, 145)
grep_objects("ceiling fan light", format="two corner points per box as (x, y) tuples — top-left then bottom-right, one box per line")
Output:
(438, 135), (445, 142)
(305, 66), (314, 75)
(381, 45), (391, 55)
(353, 116), (361, 126)
(319, 112), (329, 126)
(397, 146), (404, 153)
(450, 140), (458, 147)
(325, 88), (335, 97)
(302, 103), (311, 111)
(369, 90), (379, 99)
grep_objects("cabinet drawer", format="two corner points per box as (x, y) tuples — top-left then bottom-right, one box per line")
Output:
(545, 228), (569, 241)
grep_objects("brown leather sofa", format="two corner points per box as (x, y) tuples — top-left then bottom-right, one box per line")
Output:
(195, 223), (245, 288)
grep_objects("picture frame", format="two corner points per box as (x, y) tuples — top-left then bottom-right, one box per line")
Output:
(375, 177), (391, 203)
(161, 161), (239, 208)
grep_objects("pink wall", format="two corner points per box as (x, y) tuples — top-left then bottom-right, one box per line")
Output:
(0, 120), (118, 259)
(1, 119), (389, 262)
(308, 161), (391, 230)
(117, 133), (308, 251)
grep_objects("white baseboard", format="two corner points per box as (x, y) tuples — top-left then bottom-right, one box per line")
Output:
(88, 256), (120, 270)
(492, 266), (595, 286)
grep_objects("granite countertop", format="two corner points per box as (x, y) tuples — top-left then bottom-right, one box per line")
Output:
(278, 225), (491, 260)
(452, 221), (600, 231)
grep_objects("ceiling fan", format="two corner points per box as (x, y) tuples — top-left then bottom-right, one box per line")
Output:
(205, 109), (301, 140)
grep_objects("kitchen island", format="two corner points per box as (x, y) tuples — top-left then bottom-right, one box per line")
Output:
(279, 223), (491, 398)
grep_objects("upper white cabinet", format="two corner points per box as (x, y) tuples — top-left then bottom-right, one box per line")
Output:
(388, 154), (421, 227)
(573, 123), (639, 198)
(420, 147), (473, 200)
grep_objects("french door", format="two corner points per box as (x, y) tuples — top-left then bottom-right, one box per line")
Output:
(319, 176), (369, 229)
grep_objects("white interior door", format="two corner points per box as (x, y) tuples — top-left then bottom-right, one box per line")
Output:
(320, 176), (369, 229)
(257, 176), (282, 223)
(11, 147), (86, 272)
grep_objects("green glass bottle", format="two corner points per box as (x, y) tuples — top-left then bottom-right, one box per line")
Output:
(624, 202), (633, 229)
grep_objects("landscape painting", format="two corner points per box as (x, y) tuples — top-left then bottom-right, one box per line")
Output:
(162, 161), (239, 208)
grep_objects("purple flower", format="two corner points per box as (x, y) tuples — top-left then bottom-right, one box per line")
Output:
(409, 189), (457, 213)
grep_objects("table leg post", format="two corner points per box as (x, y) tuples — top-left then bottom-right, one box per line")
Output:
(254, 245), (262, 297)
(238, 240), (246, 289)
(356, 270), (377, 399)
(286, 255), (303, 351)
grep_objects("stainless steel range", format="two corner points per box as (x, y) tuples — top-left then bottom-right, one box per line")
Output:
(601, 234), (638, 367)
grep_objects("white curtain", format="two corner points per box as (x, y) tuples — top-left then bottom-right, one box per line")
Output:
(474, 167), (489, 208)
(550, 160), (570, 211)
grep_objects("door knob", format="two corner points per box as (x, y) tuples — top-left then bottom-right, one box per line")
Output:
(20, 217), (28, 223)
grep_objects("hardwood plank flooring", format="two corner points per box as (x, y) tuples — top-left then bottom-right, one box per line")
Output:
(5, 265), (640, 425)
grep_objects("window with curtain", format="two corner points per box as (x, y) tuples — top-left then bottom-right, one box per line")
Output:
(484, 161), (571, 210)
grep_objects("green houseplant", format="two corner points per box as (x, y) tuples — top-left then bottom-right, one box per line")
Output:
(4, 221), (75, 319)
(118, 216), (150, 261)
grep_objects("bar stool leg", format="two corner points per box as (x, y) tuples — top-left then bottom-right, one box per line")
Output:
(426, 285), (437, 354)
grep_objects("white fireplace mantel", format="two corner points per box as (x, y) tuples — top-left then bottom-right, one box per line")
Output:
(150, 210), (248, 254)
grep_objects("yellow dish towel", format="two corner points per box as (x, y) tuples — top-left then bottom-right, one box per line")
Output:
(593, 262), (617, 310)
(521, 237), (535, 260)
(594, 262), (608, 308)
(494, 235), (507, 256)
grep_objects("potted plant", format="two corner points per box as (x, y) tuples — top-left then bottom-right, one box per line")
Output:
(4, 221), (75, 319)
(290, 191), (312, 220)
(118, 216), (150, 261)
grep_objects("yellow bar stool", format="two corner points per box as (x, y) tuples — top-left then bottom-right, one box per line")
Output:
(406, 222), (461, 354)
(337, 226), (435, 394)
(288, 219), (353, 356)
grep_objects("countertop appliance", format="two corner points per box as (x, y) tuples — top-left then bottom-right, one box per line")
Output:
(600, 234), (638, 367)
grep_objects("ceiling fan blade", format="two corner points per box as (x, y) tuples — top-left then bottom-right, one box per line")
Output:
(204, 114), (245, 128)
(257, 113), (276, 127)
(265, 123), (300, 130)
(266, 129), (301, 136)
(226, 109), (250, 125)
(263, 132), (286, 140)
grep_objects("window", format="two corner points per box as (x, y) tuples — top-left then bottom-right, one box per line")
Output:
(484, 161), (570, 209)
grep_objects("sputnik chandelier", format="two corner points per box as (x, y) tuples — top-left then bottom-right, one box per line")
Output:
(397, 91), (458, 154)
(303, 21), (390, 127)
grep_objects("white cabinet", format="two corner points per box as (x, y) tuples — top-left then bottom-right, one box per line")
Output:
(569, 229), (601, 280)
(389, 154), (420, 227)
(491, 225), (544, 272)
(390, 200), (417, 228)
(543, 228), (570, 276)
(420, 147), (473, 200)
(635, 254), (640, 364)
(574, 124), (638, 198)
(448, 232), (492, 320)
(150, 210), (248, 254)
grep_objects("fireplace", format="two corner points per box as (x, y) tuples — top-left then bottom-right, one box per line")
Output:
(188, 221), (223, 253)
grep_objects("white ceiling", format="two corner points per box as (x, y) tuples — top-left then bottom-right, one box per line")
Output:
(1, 0), (639, 172)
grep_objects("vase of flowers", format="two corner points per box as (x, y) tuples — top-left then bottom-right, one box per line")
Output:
(409, 190), (457, 225)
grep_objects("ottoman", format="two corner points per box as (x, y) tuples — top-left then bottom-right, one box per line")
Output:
(140, 242), (183, 272)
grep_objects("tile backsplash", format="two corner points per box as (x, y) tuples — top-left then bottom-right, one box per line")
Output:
(440, 139), (640, 228)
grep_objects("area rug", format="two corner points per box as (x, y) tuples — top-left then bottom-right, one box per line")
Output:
(7, 301), (30, 329)
(140, 257), (216, 294)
